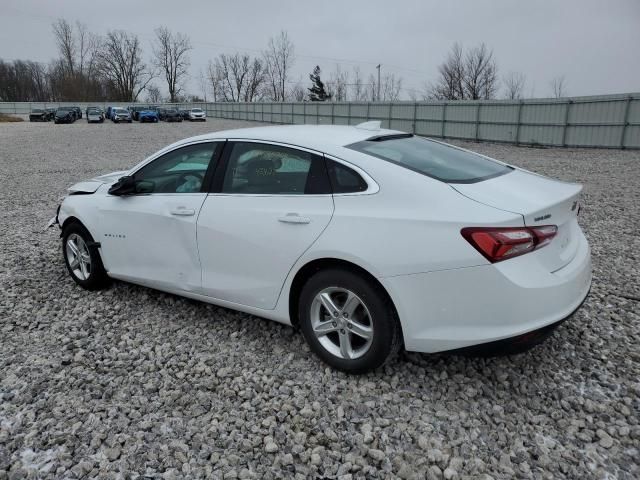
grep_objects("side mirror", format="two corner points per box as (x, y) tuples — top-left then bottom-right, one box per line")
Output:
(108, 176), (136, 196)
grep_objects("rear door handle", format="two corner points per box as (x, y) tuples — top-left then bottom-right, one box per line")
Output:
(170, 208), (196, 216)
(278, 213), (311, 224)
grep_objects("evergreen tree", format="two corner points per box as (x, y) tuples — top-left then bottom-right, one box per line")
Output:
(308, 65), (331, 101)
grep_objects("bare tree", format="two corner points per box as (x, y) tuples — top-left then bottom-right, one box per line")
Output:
(463, 43), (498, 100)
(145, 84), (163, 103)
(428, 43), (498, 100)
(503, 71), (526, 99)
(213, 53), (265, 102)
(291, 81), (306, 102)
(328, 64), (349, 101)
(96, 30), (154, 101)
(351, 67), (367, 101)
(427, 42), (465, 100)
(153, 27), (192, 103)
(550, 75), (567, 98)
(52, 19), (76, 75)
(381, 73), (403, 101)
(263, 31), (295, 101)
(206, 60), (223, 102)
(244, 57), (266, 102)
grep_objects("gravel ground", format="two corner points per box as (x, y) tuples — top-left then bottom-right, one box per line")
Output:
(0, 119), (638, 480)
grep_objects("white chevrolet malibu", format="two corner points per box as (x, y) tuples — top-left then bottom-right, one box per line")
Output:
(49, 123), (591, 372)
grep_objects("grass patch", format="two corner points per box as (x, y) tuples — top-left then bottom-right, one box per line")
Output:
(0, 113), (24, 123)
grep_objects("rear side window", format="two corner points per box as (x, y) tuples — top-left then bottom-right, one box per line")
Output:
(222, 142), (330, 195)
(347, 135), (512, 184)
(326, 159), (368, 193)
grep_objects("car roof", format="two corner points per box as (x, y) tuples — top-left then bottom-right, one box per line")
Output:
(175, 124), (405, 156)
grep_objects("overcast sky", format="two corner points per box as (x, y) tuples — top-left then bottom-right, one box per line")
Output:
(1, 0), (639, 100)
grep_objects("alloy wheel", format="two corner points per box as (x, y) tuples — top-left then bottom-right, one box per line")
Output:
(66, 233), (92, 281)
(310, 287), (374, 360)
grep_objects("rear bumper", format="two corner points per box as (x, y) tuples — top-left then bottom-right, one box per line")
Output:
(381, 227), (592, 353)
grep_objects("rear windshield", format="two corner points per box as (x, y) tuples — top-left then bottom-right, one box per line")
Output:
(347, 135), (512, 184)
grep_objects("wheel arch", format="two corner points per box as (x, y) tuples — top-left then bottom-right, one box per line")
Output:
(287, 257), (402, 334)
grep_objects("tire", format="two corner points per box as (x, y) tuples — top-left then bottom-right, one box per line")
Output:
(128, 120), (132, 123)
(298, 268), (402, 373)
(62, 222), (110, 290)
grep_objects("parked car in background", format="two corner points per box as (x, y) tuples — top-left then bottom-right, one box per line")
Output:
(188, 108), (206, 121)
(138, 109), (159, 123)
(130, 106), (147, 121)
(86, 107), (104, 123)
(164, 109), (183, 122)
(111, 108), (132, 123)
(47, 123), (591, 372)
(157, 108), (168, 121)
(69, 106), (82, 120)
(179, 109), (190, 120)
(54, 108), (76, 124)
(45, 108), (56, 121)
(29, 108), (48, 122)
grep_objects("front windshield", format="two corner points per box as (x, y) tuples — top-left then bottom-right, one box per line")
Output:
(191, 108), (203, 112)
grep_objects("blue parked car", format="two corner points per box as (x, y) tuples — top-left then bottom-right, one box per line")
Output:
(139, 109), (159, 123)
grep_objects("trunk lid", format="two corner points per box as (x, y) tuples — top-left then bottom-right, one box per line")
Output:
(452, 169), (582, 271)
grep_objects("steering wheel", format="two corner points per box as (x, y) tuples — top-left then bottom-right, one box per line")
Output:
(176, 171), (205, 192)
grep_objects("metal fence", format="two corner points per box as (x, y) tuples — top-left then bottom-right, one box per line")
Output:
(2, 92), (639, 149)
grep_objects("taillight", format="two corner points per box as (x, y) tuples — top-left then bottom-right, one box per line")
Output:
(461, 225), (557, 263)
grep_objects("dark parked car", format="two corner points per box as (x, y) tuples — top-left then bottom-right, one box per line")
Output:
(45, 108), (56, 121)
(129, 105), (150, 121)
(157, 108), (171, 121)
(164, 108), (183, 122)
(29, 109), (48, 122)
(54, 108), (76, 124)
(69, 106), (82, 120)
(178, 109), (190, 120)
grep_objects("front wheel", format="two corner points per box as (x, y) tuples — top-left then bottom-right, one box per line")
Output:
(298, 268), (402, 373)
(62, 223), (109, 290)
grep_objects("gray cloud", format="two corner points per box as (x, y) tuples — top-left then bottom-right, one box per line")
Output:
(1, 0), (638, 99)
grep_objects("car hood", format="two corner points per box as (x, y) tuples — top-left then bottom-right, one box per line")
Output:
(67, 170), (127, 193)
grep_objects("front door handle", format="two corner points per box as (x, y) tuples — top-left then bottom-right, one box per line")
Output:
(170, 208), (196, 216)
(278, 213), (311, 224)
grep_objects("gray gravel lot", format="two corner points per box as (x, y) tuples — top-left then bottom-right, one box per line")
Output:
(0, 119), (639, 479)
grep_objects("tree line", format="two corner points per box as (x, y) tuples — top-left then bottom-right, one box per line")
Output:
(0, 19), (568, 103)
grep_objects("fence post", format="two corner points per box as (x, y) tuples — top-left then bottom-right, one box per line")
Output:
(331, 103), (335, 125)
(474, 102), (481, 141)
(562, 99), (572, 147)
(515, 100), (524, 145)
(388, 103), (393, 129)
(441, 102), (447, 138)
(412, 102), (418, 134)
(620, 95), (632, 149)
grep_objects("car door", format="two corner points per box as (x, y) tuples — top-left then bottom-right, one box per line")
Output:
(197, 141), (335, 309)
(99, 141), (222, 292)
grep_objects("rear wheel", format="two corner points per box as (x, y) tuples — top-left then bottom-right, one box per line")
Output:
(62, 223), (109, 290)
(299, 268), (402, 373)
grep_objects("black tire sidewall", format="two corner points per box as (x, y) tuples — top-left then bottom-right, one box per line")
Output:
(299, 268), (399, 373)
(62, 223), (108, 290)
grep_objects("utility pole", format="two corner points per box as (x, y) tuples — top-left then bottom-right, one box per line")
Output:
(376, 64), (381, 102)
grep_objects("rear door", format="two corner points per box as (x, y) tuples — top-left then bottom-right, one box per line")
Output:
(197, 141), (334, 309)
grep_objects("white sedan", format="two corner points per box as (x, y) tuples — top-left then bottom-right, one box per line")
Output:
(188, 108), (206, 121)
(49, 123), (591, 372)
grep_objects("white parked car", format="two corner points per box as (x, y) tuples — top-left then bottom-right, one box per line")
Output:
(111, 108), (132, 123)
(188, 108), (206, 121)
(48, 123), (591, 372)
